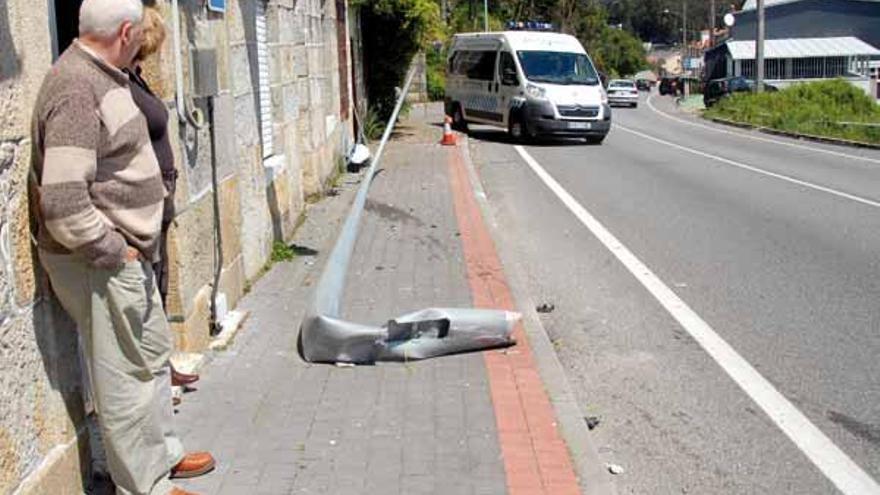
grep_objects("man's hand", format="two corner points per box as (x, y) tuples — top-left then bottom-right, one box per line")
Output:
(124, 246), (140, 262)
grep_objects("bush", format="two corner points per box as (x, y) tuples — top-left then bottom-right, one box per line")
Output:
(355, 0), (443, 120)
(426, 46), (446, 101)
(270, 242), (296, 263)
(705, 79), (880, 144)
(362, 107), (386, 142)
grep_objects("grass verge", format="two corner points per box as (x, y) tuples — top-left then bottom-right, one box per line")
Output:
(704, 79), (880, 145)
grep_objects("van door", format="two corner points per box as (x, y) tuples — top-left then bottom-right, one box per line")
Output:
(461, 50), (502, 124)
(497, 50), (521, 129)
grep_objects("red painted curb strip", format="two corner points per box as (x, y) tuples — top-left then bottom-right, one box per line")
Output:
(446, 143), (581, 495)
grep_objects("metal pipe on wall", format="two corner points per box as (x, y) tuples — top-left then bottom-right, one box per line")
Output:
(171, 0), (188, 123)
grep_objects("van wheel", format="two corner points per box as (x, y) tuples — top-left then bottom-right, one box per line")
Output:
(452, 104), (468, 132)
(584, 135), (605, 145)
(509, 115), (531, 143)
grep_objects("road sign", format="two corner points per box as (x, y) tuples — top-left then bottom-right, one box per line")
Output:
(207, 0), (226, 13)
(684, 57), (703, 70)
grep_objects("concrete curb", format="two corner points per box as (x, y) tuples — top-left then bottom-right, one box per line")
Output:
(208, 310), (250, 351)
(705, 116), (880, 150)
(459, 135), (618, 495)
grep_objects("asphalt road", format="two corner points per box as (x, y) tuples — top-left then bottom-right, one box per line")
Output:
(467, 92), (880, 494)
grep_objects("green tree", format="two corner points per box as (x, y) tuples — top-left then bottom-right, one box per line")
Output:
(354, 0), (443, 118)
(571, 1), (646, 76)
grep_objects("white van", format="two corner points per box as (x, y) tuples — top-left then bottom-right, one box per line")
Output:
(445, 30), (611, 144)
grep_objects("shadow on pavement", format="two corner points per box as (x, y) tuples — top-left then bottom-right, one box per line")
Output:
(465, 127), (599, 147)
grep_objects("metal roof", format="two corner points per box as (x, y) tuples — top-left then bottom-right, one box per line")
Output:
(726, 36), (880, 59)
(741, 0), (880, 11)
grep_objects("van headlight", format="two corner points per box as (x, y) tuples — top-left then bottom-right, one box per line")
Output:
(600, 88), (608, 104)
(526, 84), (547, 100)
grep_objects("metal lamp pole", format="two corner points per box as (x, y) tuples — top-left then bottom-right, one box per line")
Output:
(756, 0), (765, 92)
(484, 0), (489, 32)
(682, 0), (689, 98)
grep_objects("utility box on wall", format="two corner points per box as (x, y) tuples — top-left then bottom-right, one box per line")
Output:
(191, 48), (219, 97)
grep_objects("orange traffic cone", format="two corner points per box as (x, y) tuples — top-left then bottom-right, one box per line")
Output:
(440, 116), (457, 146)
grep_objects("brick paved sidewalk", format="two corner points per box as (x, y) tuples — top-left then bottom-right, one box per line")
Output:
(174, 107), (587, 495)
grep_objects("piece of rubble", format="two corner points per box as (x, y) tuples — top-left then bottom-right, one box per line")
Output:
(584, 416), (600, 430)
(606, 463), (625, 475)
(536, 303), (555, 313)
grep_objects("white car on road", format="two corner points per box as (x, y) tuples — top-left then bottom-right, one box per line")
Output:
(607, 79), (639, 108)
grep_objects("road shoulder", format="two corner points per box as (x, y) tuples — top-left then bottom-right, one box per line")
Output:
(460, 135), (617, 495)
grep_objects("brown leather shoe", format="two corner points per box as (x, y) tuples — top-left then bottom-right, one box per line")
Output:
(171, 366), (200, 387)
(168, 487), (200, 495)
(170, 452), (215, 479)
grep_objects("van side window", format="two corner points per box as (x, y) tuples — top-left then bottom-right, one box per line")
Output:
(450, 50), (497, 81)
(499, 52), (517, 85)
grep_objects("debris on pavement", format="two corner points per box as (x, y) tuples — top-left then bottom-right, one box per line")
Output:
(302, 308), (520, 363)
(536, 302), (556, 313)
(584, 416), (601, 430)
(606, 463), (626, 475)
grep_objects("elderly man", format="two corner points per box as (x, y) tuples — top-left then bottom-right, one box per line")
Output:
(31, 1), (213, 494)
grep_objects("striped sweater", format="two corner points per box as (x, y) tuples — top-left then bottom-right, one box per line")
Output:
(32, 41), (166, 268)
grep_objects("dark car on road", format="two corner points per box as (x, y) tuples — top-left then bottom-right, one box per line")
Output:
(636, 79), (652, 91)
(704, 77), (778, 107)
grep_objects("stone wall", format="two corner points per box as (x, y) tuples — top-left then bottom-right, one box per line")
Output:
(155, 0), (353, 350)
(2, 0), (354, 492)
(0, 0), (92, 492)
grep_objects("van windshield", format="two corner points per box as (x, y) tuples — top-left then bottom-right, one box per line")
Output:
(516, 51), (599, 85)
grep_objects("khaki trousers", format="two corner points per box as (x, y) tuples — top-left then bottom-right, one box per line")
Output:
(40, 251), (182, 495)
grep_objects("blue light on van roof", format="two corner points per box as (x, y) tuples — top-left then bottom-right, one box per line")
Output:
(506, 20), (555, 31)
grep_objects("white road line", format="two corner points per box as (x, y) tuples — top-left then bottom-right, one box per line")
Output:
(644, 94), (880, 165)
(514, 144), (880, 495)
(614, 123), (880, 210)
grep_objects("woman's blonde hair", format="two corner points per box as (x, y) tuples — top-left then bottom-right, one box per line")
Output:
(136, 7), (166, 62)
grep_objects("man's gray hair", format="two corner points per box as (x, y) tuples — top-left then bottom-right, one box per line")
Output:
(79, 0), (144, 38)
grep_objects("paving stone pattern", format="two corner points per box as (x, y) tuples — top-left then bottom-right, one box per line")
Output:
(175, 126), (507, 495)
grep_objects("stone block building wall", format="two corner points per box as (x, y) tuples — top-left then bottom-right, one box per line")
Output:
(0, 0), (91, 493)
(1, 0), (354, 492)
(159, 0), (353, 351)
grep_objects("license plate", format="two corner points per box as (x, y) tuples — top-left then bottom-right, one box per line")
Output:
(569, 122), (591, 130)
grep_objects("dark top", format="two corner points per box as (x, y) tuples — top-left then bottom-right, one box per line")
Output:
(126, 67), (177, 224)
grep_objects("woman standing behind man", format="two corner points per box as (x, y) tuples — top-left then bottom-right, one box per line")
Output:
(124, 5), (217, 490)
(127, 6), (200, 392)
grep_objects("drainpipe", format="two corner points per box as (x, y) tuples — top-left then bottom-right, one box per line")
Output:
(171, 0), (188, 124)
(207, 97), (224, 337)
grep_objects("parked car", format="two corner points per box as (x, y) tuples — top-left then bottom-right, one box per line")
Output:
(704, 77), (779, 107)
(636, 79), (652, 91)
(607, 79), (640, 107)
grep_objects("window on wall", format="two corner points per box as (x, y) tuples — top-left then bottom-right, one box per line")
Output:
(255, 0), (275, 159)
